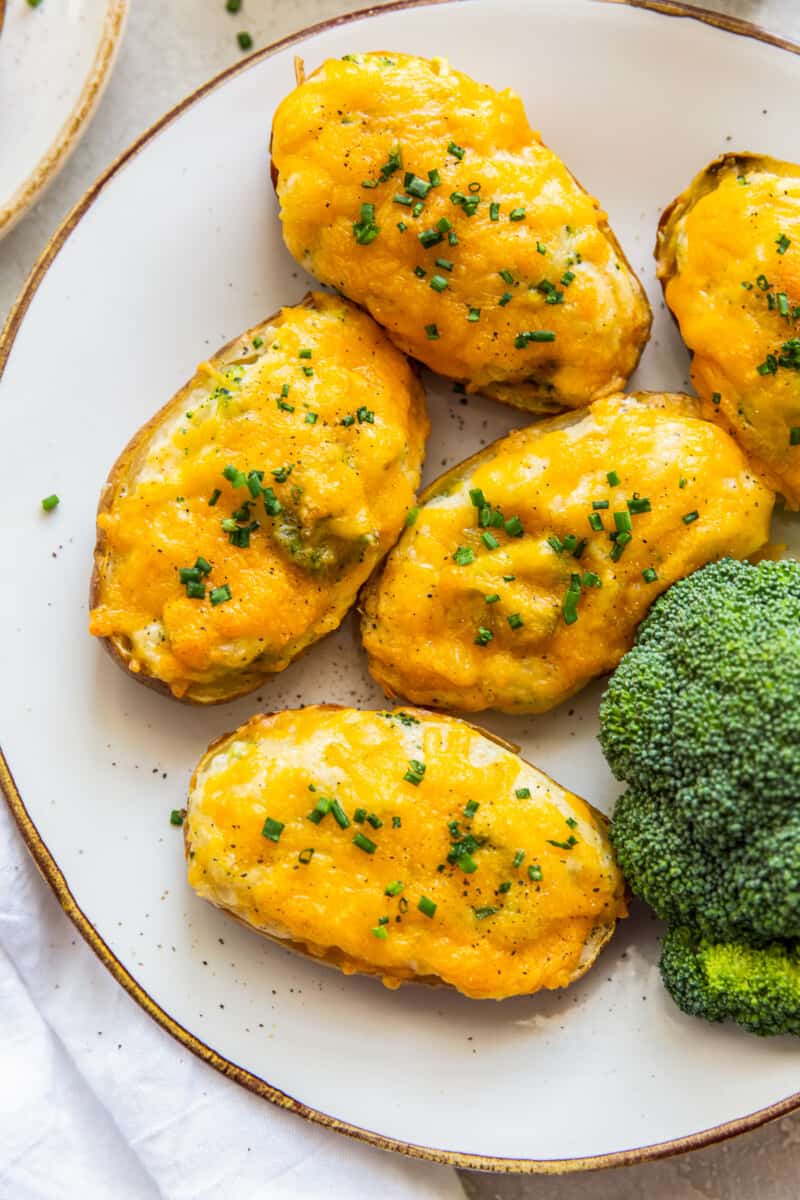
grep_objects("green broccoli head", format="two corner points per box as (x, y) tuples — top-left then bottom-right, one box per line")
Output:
(600, 557), (800, 943)
(661, 927), (800, 1037)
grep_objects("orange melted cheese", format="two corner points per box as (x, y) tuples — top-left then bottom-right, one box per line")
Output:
(657, 154), (800, 507)
(361, 392), (774, 714)
(89, 294), (428, 701)
(271, 52), (651, 413)
(186, 706), (627, 1000)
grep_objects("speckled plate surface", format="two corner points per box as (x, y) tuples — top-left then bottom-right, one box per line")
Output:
(2, 0), (800, 1173)
(0, 0), (127, 238)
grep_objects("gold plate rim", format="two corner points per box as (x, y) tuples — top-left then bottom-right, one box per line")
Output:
(2, 0), (799, 1174)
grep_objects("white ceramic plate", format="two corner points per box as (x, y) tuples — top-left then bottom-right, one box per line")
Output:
(0, 0), (127, 238)
(2, 0), (800, 1173)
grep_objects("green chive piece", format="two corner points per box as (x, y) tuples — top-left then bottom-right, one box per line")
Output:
(582, 571), (602, 588)
(434, 257), (453, 271)
(490, 202), (500, 221)
(404, 759), (426, 785)
(469, 487), (486, 508)
(475, 627), (493, 645)
(498, 881), (512, 894)
(354, 807), (367, 824)
(226, 0), (242, 10)
(429, 274), (448, 292)
(425, 323), (439, 340)
(418, 895), (437, 917)
(464, 799), (479, 817)
(195, 557), (212, 575)
(298, 848), (315, 864)
(304, 412), (318, 424)
(790, 427), (800, 446)
(481, 531), (499, 550)
(169, 809), (184, 827)
(499, 292), (512, 307)
(679, 477), (687, 488)
(237, 31), (253, 51)
(179, 567), (201, 583)
(208, 488), (222, 506)
(458, 853), (478, 874)
(366, 813), (383, 829)
(548, 534), (564, 554)
(778, 293), (791, 317)
(610, 531), (632, 562)
(592, 499), (610, 510)
(308, 796), (332, 824)
(776, 234), (792, 254)
(614, 510), (633, 534)
(627, 496), (652, 514)
(504, 515), (524, 537)
(406, 174), (432, 198)
(512, 850), (526, 868)
(262, 817), (284, 842)
(536, 241), (547, 255)
(447, 141), (465, 159)
(371, 925), (388, 939)
(642, 567), (659, 583)
(385, 880), (404, 896)
(484, 593), (500, 604)
(563, 577), (581, 624)
(528, 864), (543, 882)
(186, 581), (205, 599)
(474, 906), (499, 919)
(515, 787), (531, 799)
(41, 494), (60, 511)
(428, 168), (441, 187)
(682, 510), (699, 525)
(454, 545), (474, 565)
(330, 798), (350, 829)
(499, 269), (514, 285)
(509, 207), (526, 222)
(209, 584), (232, 605)
(561, 270), (576, 286)
(353, 831), (377, 854)
(467, 307), (481, 322)
(588, 512), (603, 532)
(405, 506), (419, 527)
(507, 612), (523, 630)
(606, 470), (620, 487)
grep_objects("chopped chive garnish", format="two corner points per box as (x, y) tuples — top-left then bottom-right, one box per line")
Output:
(371, 925), (388, 939)
(404, 759), (426, 785)
(528, 864), (543, 882)
(412, 201), (424, 217)
(170, 809), (184, 826)
(435, 257), (453, 271)
(195, 557), (212, 575)
(509, 207), (526, 222)
(475, 627), (493, 645)
(428, 168), (441, 187)
(341, 414), (356, 427)
(548, 535), (563, 554)
(261, 817), (284, 842)
(484, 593), (500, 604)
(406, 174), (431, 198)
(41, 493), (60, 511)
(515, 787), (531, 799)
(627, 496), (652, 514)
(304, 411), (318, 424)
(582, 571), (602, 588)
(419, 228), (443, 248)
(515, 330), (556, 347)
(467, 307), (481, 322)
(237, 31), (253, 50)
(469, 487), (486, 507)
(208, 488), (222, 506)
(614, 510), (633, 534)
(425, 323), (439, 340)
(302, 367), (314, 377)
(482, 531), (499, 550)
(277, 399), (295, 412)
(418, 895), (437, 917)
(385, 880), (404, 896)
(642, 567), (659, 583)
(682, 510), (699, 525)
(490, 202), (500, 221)
(354, 807), (367, 823)
(536, 241), (547, 255)
(447, 141), (465, 159)
(547, 836), (578, 850)
(563, 576), (581, 624)
(356, 405), (374, 423)
(791, 427), (800, 445)
(512, 849), (526, 868)
(298, 348), (312, 360)
(458, 853), (478, 873)
(454, 545), (474, 565)
(474, 906), (498, 919)
(499, 292), (512, 307)
(561, 270), (575, 286)
(609, 531), (632, 562)
(498, 881), (512, 894)
(588, 512), (603, 532)
(563, 534), (578, 553)
(464, 799), (479, 817)
(778, 292), (790, 317)
(353, 202), (380, 244)
(298, 848), (315, 864)
(777, 234), (792, 254)
(366, 812), (383, 829)
(507, 612), (523, 630)
(330, 798), (350, 829)
(606, 470), (620, 486)
(405, 506), (419, 526)
(392, 815), (402, 828)
(499, 269), (514, 285)
(179, 566), (201, 583)
(429, 274), (448, 292)
(414, 267), (426, 279)
(308, 796), (332, 824)
(185, 581), (205, 598)
(353, 832), (376, 854)
(394, 194), (413, 206)
(223, 465), (247, 487)
(504, 515), (524, 537)
(592, 500), (610, 511)
(209, 584), (232, 605)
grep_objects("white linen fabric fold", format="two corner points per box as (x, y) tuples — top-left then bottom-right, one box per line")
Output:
(0, 800), (464, 1200)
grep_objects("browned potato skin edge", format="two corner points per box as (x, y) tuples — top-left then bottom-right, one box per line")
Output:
(183, 703), (625, 997)
(270, 58), (653, 413)
(90, 294), (422, 706)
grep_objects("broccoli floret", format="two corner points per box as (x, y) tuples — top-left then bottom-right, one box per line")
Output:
(661, 927), (800, 1037)
(600, 558), (800, 1034)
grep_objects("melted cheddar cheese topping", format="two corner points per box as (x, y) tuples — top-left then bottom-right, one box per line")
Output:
(272, 52), (651, 413)
(89, 294), (427, 701)
(657, 154), (800, 507)
(186, 706), (627, 1000)
(361, 392), (774, 714)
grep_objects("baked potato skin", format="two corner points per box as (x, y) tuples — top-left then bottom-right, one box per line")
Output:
(271, 52), (651, 415)
(185, 705), (627, 1000)
(89, 293), (428, 703)
(361, 391), (774, 715)
(657, 153), (800, 507)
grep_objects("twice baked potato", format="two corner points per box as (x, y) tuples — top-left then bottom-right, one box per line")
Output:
(185, 705), (627, 1000)
(271, 52), (651, 415)
(89, 293), (428, 702)
(361, 391), (774, 714)
(657, 153), (800, 507)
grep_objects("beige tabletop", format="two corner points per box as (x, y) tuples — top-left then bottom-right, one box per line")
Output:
(1, 2), (798, 1197)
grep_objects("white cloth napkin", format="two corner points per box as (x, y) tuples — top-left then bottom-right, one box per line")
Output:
(0, 799), (464, 1199)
